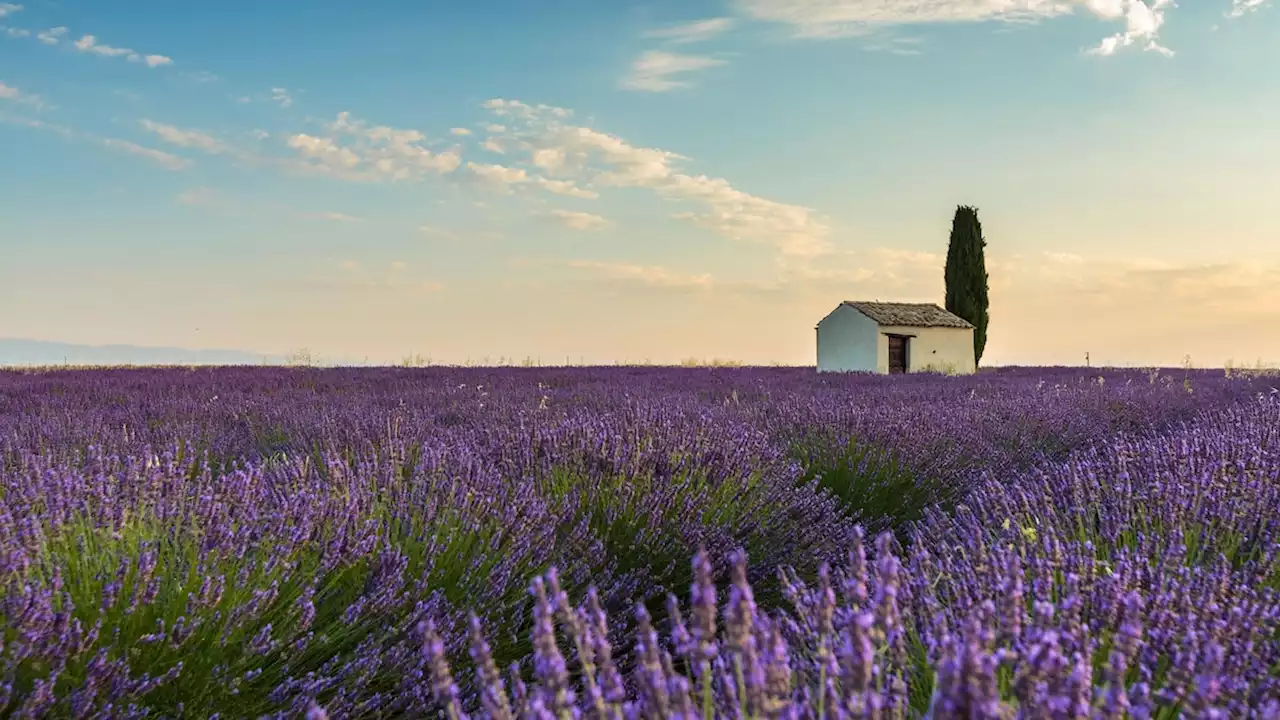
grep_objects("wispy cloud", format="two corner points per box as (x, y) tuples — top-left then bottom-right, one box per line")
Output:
(140, 119), (230, 154)
(139, 119), (289, 173)
(176, 187), (222, 207)
(303, 211), (362, 222)
(860, 34), (926, 55)
(450, 127), (472, 136)
(102, 138), (191, 170)
(270, 87), (294, 108)
(36, 26), (65, 45)
(3, 26), (28, 38)
(567, 260), (714, 289)
(0, 80), (44, 109)
(642, 17), (734, 44)
(176, 187), (362, 225)
(540, 209), (612, 231)
(72, 33), (173, 66)
(284, 112), (462, 181)
(322, 259), (444, 295)
(1228, 0), (1269, 16)
(0, 3), (21, 18)
(5, 105), (201, 170)
(732, 0), (1070, 37)
(0, 108), (73, 137)
(622, 50), (726, 91)
(483, 98), (830, 259)
(533, 176), (597, 199)
(732, 0), (1182, 56)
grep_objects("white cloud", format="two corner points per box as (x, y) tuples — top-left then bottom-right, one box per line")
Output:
(482, 97), (830, 258)
(140, 119), (229, 154)
(1228, 0), (1269, 16)
(331, 111), (461, 173)
(72, 33), (174, 66)
(483, 98), (573, 122)
(481, 137), (505, 154)
(287, 133), (362, 170)
(330, 112), (425, 146)
(466, 161), (528, 190)
(74, 34), (131, 56)
(0, 3), (20, 18)
(542, 209), (612, 231)
(102, 138), (192, 170)
(270, 88), (293, 108)
(1083, 0), (1127, 18)
(533, 176), (598, 199)
(284, 112), (462, 181)
(567, 260), (713, 289)
(1086, 0), (1172, 56)
(36, 26), (65, 45)
(622, 50), (726, 91)
(3, 26), (29, 37)
(0, 80), (41, 108)
(642, 17), (735, 43)
(733, 0), (1076, 37)
(450, 127), (472, 135)
(531, 147), (566, 173)
(733, 0), (1183, 56)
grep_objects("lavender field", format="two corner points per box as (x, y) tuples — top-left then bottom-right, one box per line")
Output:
(1, 366), (1278, 718)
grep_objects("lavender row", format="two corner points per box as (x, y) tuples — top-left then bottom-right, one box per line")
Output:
(391, 395), (1280, 718)
(3, 367), (1271, 474)
(1, 367), (1277, 716)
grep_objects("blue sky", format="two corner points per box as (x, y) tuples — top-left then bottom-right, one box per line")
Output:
(2, 0), (1277, 366)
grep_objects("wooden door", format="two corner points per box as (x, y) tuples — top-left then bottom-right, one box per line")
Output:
(888, 336), (908, 374)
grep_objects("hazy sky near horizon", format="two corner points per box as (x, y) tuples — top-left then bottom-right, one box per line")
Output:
(2, 0), (1278, 367)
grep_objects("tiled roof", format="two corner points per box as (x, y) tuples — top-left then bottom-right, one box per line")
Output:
(842, 301), (974, 329)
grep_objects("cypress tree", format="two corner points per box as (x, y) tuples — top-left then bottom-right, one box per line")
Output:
(944, 205), (990, 366)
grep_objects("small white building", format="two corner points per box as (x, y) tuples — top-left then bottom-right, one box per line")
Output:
(816, 301), (976, 374)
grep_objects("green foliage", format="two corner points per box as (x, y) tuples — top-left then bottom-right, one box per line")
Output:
(537, 459), (799, 618)
(790, 433), (946, 534)
(11, 467), (558, 716)
(944, 205), (991, 366)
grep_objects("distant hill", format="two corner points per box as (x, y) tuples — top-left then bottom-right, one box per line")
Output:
(0, 338), (282, 367)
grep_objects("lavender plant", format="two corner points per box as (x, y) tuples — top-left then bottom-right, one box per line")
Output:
(1, 366), (1277, 716)
(373, 396), (1280, 717)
